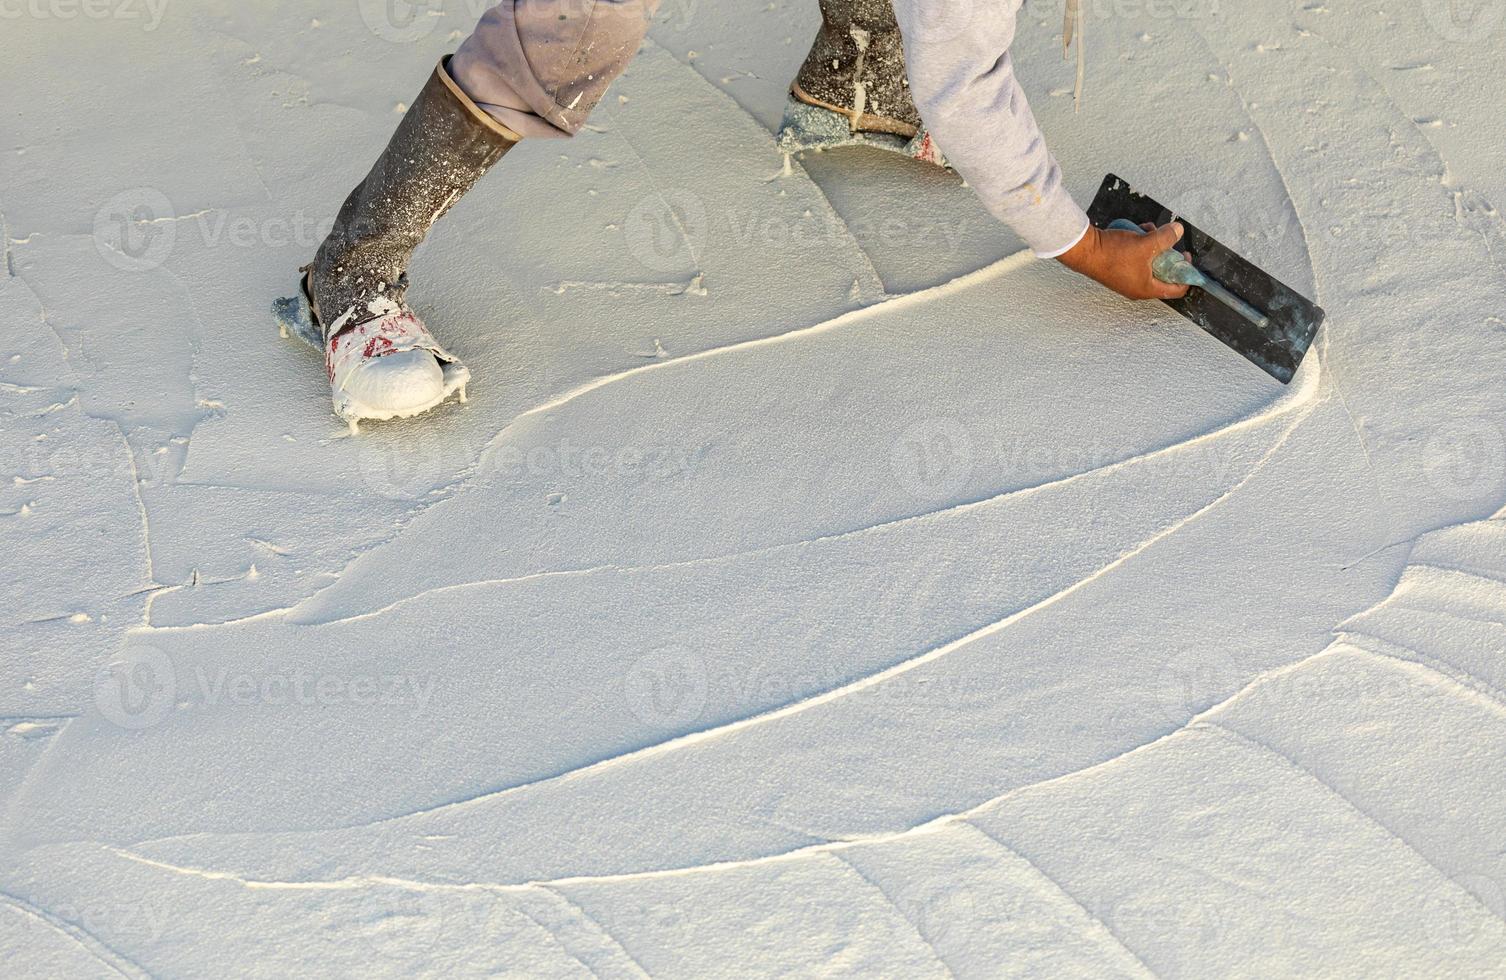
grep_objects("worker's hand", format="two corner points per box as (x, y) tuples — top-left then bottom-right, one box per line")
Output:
(1056, 221), (1190, 301)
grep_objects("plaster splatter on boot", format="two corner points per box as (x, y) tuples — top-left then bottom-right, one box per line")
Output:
(848, 25), (870, 130)
(274, 283), (470, 435)
(776, 97), (947, 168)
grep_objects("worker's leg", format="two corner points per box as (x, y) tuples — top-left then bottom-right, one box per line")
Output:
(450, 0), (661, 139)
(300, 2), (659, 426)
(777, 0), (944, 165)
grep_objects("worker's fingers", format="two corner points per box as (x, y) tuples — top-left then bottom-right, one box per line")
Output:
(1138, 222), (1157, 234)
(1147, 221), (1185, 253)
(1150, 278), (1190, 300)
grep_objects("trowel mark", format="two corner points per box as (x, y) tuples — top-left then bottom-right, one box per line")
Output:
(548, 274), (707, 297)
(2, 208), (14, 277)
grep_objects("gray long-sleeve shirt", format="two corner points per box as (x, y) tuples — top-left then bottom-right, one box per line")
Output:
(893, 0), (1090, 257)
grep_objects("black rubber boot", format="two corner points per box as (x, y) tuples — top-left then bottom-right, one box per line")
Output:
(310, 56), (519, 334)
(792, 0), (921, 137)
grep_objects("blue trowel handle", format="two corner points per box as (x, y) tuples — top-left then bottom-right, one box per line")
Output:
(1104, 219), (1269, 329)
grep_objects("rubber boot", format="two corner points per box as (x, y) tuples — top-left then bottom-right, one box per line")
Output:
(311, 56), (518, 333)
(287, 57), (519, 431)
(777, 0), (945, 166)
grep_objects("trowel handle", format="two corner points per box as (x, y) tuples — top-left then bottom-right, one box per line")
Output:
(1105, 219), (1269, 329)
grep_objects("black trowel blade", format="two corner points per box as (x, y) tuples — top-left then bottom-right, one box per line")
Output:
(1086, 174), (1324, 384)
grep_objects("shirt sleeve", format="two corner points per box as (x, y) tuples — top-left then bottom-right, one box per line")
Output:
(891, 0), (1089, 258)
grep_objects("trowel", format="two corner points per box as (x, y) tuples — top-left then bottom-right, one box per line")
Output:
(1087, 174), (1325, 384)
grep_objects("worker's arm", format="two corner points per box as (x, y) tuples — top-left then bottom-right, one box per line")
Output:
(891, 0), (1188, 301)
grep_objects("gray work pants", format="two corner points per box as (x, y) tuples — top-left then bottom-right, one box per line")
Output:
(450, 0), (662, 139)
